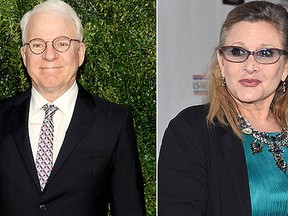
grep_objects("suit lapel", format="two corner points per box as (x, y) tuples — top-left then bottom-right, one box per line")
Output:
(9, 86), (97, 192)
(10, 90), (41, 191)
(48, 86), (97, 181)
(219, 130), (252, 216)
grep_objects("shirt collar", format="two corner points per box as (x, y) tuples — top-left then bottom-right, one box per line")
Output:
(30, 82), (78, 116)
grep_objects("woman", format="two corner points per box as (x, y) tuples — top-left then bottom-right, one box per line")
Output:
(158, 1), (288, 215)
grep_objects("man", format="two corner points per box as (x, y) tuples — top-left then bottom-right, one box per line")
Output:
(0, 0), (145, 215)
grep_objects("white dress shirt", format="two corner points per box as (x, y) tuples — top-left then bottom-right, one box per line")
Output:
(28, 82), (78, 164)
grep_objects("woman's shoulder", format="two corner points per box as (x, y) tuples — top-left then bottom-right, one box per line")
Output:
(173, 104), (209, 123)
(164, 104), (210, 136)
(170, 104), (234, 140)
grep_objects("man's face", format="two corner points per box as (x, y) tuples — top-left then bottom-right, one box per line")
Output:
(20, 12), (85, 100)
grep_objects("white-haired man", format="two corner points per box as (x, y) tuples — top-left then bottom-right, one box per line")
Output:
(0, 0), (145, 215)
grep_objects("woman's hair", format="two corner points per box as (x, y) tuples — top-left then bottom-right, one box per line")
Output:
(20, 0), (83, 44)
(206, 1), (288, 138)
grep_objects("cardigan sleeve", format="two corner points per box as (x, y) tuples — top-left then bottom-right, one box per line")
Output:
(158, 107), (210, 216)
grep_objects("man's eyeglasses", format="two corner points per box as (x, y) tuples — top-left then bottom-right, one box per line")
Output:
(24, 36), (80, 55)
(218, 46), (288, 64)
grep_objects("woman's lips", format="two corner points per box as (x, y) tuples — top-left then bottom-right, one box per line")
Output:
(239, 79), (261, 87)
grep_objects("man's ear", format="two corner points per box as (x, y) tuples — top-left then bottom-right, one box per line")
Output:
(20, 46), (27, 67)
(78, 42), (86, 67)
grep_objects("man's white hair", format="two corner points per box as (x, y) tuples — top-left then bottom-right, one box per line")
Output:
(20, 0), (83, 44)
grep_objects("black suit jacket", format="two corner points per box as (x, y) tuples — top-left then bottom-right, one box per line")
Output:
(158, 105), (252, 216)
(0, 84), (145, 216)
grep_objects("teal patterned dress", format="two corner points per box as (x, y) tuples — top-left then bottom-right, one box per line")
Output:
(243, 133), (288, 216)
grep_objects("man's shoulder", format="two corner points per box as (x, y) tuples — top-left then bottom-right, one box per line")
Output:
(92, 95), (129, 113)
(0, 89), (30, 109)
(78, 84), (129, 113)
(85, 95), (133, 126)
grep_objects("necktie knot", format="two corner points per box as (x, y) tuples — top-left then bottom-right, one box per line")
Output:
(42, 104), (58, 118)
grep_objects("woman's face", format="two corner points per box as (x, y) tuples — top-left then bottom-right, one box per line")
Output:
(217, 21), (288, 108)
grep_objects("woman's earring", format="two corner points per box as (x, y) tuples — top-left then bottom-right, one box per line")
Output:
(221, 77), (226, 87)
(282, 81), (286, 93)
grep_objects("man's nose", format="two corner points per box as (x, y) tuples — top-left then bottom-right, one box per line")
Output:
(42, 41), (58, 61)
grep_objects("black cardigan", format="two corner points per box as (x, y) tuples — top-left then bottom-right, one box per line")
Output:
(158, 104), (252, 216)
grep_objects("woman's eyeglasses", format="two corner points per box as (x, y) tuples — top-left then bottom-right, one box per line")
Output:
(218, 46), (288, 64)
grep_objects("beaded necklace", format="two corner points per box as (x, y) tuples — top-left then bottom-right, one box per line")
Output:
(238, 115), (288, 173)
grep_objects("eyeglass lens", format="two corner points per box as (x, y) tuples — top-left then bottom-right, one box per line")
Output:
(220, 46), (286, 64)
